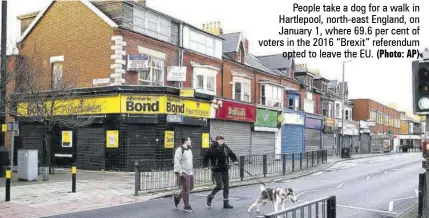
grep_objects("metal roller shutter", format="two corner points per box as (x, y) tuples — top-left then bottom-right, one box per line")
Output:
(323, 133), (335, 156)
(360, 134), (370, 154)
(21, 123), (45, 166)
(251, 131), (275, 155)
(281, 125), (304, 154)
(210, 120), (251, 157)
(305, 128), (321, 152)
(76, 126), (105, 170)
(128, 124), (157, 162)
(174, 125), (204, 159)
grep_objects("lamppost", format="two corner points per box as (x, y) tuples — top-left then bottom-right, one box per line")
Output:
(341, 60), (352, 154)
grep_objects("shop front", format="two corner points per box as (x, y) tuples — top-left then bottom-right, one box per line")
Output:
(210, 99), (256, 157)
(251, 108), (281, 155)
(16, 87), (212, 171)
(336, 120), (360, 153)
(281, 109), (305, 154)
(305, 113), (324, 152)
(323, 117), (335, 156)
(359, 120), (374, 154)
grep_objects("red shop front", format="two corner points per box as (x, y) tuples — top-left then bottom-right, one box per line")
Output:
(210, 99), (256, 156)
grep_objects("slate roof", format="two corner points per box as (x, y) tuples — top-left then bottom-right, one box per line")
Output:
(256, 54), (292, 70)
(220, 32), (241, 53)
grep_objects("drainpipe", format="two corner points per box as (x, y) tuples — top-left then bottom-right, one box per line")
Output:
(221, 61), (224, 97)
(178, 23), (184, 88)
(254, 71), (257, 103)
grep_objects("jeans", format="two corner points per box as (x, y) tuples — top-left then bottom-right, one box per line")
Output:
(176, 173), (194, 207)
(210, 170), (230, 200)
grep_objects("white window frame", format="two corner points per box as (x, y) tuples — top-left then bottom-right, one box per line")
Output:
(260, 83), (284, 108)
(304, 99), (314, 114)
(232, 75), (251, 102)
(138, 57), (164, 86)
(335, 103), (340, 118)
(133, 7), (171, 42)
(192, 64), (219, 96)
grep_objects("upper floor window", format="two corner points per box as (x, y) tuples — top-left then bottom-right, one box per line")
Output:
(50, 56), (64, 90)
(260, 84), (283, 108)
(345, 110), (349, 120)
(335, 103), (340, 118)
(192, 65), (218, 96)
(306, 77), (313, 90)
(370, 110), (377, 121)
(232, 75), (251, 102)
(52, 62), (63, 90)
(133, 8), (171, 42)
(322, 102), (332, 117)
(138, 57), (164, 86)
(287, 96), (300, 110)
(183, 26), (222, 59)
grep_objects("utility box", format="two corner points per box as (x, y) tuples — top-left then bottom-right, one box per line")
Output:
(341, 147), (351, 158)
(18, 149), (38, 181)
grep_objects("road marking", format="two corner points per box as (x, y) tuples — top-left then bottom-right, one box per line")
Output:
(366, 176), (370, 181)
(312, 172), (324, 176)
(336, 183), (344, 189)
(295, 192), (307, 198)
(336, 204), (398, 215)
(392, 196), (417, 201)
(388, 201), (394, 212)
(194, 193), (240, 200)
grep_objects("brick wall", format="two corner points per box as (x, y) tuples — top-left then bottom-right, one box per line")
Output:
(352, 99), (369, 121)
(19, 1), (114, 89)
(120, 29), (179, 85)
(222, 60), (255, 101)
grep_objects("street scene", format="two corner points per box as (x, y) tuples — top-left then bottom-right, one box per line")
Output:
(0, 0), (427, 218)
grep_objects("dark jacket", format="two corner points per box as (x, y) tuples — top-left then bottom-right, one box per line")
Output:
(203, 141), (238, 171)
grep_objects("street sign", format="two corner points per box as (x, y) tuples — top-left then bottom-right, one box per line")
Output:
(167, 114), (184, 123)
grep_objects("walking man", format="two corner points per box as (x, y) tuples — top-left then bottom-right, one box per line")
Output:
(173, 137), (194, 212)
(203, 136), (238, 209)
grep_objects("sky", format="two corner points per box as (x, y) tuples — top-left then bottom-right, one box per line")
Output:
(1, 0), (428, 113)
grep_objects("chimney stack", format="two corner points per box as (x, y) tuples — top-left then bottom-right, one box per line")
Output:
(202, 21), (223, 36)
(244, 38), (249, 54)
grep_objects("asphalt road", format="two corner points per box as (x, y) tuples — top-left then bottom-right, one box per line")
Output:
(47, 153), (423, 218)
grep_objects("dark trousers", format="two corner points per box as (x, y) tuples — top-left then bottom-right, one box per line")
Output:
(210, 170), (229, 200)
(177, 173), (194, 207)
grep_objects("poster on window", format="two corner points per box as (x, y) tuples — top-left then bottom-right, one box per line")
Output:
(106, 130), (119, 148)
(127, 54), (149, 71)
(62, 131), (73, 148)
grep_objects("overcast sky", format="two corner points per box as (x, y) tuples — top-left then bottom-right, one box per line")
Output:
(2, 0), (428, 113)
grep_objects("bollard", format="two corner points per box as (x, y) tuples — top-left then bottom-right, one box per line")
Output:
(306, 152), (309, 168)
(134, 160), (140, 196)
(5, 167), (11, 201)
(262, 155), (267, 178)
(239, 156), (245, 181)
(300, 153), (303, 169)
(71, 163), (76, 193)
(312, 151), (315, 166)
(317, 150), (320, 165)
(282, 154), (286, 175)
(292, 153), (295, 172)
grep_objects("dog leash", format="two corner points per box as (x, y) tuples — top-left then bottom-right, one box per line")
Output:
(241, 168), (267, 186)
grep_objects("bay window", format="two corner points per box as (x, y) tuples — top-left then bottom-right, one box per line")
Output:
(192, 65), (218, 96)
(260, 84), (283, 108)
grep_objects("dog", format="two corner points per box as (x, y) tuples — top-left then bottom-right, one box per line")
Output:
(247, 185), (297, 214)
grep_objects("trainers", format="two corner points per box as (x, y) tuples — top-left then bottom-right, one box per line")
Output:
(184, 206), (193, 212)
(206, 195), (213, 207)
(173, 195), (180, 208)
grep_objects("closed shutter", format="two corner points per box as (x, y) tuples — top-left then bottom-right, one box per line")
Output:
(361, 134), (370, 154)
(128, 124), (157, 162)
(21, 123), (45, 165)
(305, 128), (321, 152)
(323, 133), (335, 156)
(174, 125), (204, 159)
(251, 131), (275, 155)
(76, 125), (105, 170)
(281, 125), (304, 153)
(210, 120), (251, 156)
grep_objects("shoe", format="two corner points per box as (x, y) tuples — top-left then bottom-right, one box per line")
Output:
(223, 200), (234, 209)
(173, 195), (180, 208)
(184, 206), (193, 212)
(206, 195), (213, 207)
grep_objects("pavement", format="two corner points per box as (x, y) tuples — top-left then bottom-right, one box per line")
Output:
(0, 152), (415, 218)
(45, 152), (423, 218)
(397, 204), (418, 218)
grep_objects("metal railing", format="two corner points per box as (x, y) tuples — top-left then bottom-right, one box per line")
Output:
(420, 172), (426, 217)
(264, 196), (336, 218)
(134, 150), (327, 194)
